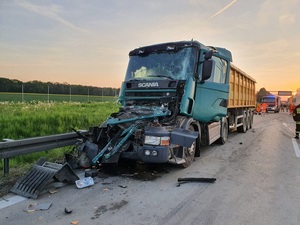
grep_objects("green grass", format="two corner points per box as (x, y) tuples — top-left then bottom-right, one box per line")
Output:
(0, 101), (120, 170)
(0, 92), (117, 102)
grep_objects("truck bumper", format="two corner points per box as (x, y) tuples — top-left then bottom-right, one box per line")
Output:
(138, 145), (169, 163)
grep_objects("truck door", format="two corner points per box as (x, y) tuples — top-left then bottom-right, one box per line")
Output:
(192, 56), (229, 122)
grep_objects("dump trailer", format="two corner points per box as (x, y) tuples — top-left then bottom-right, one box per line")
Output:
(79, 40), (256, 168)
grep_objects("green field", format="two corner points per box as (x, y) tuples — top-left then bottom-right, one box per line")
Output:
(0, 92), (117, 103)
(0, 100), (120, 170)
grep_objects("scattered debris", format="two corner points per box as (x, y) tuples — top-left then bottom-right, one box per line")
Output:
(177, 177), (216, 186)
(71, 220), (79, 225)
(64, 207), (73, 214)
(48, 188), (59, 194)
(85, 169), (98, 178)
(121, 173), (137, 177)
(75, 177), (94, 189)
(103, 187), (111, 191)
(118, 185), (127, 188)
(11, 157), (79, 198)
(23, 203), (52, 212)
(1, 196), (9, 202)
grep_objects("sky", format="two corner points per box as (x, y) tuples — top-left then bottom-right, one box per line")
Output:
(0, 0), (300, 94)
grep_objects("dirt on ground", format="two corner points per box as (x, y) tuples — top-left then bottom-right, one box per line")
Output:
(0, 167), (28, 198)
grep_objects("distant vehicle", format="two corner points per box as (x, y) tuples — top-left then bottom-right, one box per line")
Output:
(261, 95), (281, 113)
(293, 88), (300, 105)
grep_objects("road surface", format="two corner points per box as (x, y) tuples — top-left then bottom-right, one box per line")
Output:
(1, 111), (299, 225)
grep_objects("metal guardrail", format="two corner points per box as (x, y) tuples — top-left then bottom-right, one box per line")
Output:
(0, 130), (89, 175)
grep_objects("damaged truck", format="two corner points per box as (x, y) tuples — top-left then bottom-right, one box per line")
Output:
(79, 40), (256, 168)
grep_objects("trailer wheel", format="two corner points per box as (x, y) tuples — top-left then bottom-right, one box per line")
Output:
(246, 111), (251, 130)
(237, 112), (247, 133)
(180, 125), (196, 168)
(218, 119), (228, 144)
(248, 111), (253, 129)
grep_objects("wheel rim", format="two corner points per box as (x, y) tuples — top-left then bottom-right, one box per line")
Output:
(182, 125), (196, 167)
(183, 140), (196, 165)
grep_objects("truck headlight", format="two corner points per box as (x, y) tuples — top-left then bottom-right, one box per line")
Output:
(144, 136), (170, 146)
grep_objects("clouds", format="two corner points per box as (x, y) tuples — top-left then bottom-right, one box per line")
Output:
(208, 0), (238, 20)
(15, 1), (89, 33)
(0, 0), (299, 91)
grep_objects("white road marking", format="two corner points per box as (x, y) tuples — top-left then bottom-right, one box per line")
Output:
(292, 138), (300, 157)
(0, 195), (27, 210)
(283, 122), (294, 133)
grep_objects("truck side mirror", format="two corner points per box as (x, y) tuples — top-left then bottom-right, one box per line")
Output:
(201, 60), (213, 83)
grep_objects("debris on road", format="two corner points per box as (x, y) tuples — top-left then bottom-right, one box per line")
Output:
(75, 177), (94, 189)
(177, 177), (216, 186)
(84, 169), (98, 178)
(23, 203), (52, 212)
(64, 207), (73, 214)
(48, 188), (59, 195)
(11, 157), (79, 198)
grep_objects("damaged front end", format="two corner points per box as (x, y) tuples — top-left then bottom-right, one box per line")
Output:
(75, 104), (198, 168)
(74, 42), (201, 167)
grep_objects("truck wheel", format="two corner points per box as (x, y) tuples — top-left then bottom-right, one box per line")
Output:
(218, 119), (228, 144)
(237, 112), (247, 133)
(246, 111), (251, 130)
(248, 111), (253, 129)
(181, 125), (196, 168)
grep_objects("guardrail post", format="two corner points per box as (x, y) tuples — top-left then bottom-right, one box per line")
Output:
(3, 158), (9, 175)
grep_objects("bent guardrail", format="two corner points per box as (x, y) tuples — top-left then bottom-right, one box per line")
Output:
(0, 130), (89, 175)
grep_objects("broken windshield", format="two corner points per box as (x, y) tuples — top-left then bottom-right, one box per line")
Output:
(125, 47), (197, 81)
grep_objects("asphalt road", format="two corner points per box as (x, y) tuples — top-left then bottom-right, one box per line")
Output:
(1, 111), (299, 225)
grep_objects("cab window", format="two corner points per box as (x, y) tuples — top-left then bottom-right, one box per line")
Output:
(207, 56), (227, 83)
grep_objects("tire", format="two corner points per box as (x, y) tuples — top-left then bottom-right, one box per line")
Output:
(246, 111), (251, 130)
(180, 125), (196, 168)
(249, 111), (253, 129)
(237, 112), (247, 133)
(218, 119), (228, 144)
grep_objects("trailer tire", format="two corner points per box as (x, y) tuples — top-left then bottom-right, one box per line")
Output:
(249, 111), (253, 129)
(246, 111), (251, 130)
(217, 118), (228, 145)
(237, 112), (247, 133)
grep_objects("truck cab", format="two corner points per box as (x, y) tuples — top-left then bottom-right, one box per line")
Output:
(119, 41), (232, 123)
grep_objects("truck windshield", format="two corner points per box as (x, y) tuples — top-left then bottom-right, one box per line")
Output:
(125, 47), (197, 81)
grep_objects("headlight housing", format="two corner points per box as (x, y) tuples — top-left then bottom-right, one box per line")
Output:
(144, 136), (170, 146)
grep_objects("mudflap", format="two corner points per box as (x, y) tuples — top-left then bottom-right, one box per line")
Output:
(10, 157), (79, 199)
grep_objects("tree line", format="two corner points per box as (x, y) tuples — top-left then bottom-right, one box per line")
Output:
(0, 77), (120, 96)
(256, 87), (271, 103)
(0, 77), (271, 102)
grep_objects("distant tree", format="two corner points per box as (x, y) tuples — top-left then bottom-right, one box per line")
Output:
(0, 77), (119, 96)
(256, 88), (271, 103)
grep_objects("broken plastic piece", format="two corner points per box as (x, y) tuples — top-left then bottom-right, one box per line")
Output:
(75, 177), (94, 188)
